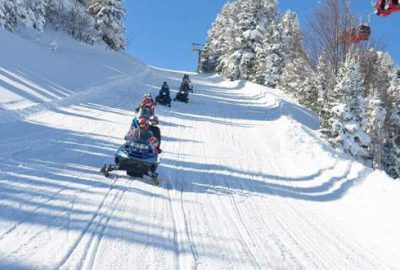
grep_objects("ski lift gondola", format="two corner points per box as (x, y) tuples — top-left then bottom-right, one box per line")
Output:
(339, 24), (371, 44)
(374, 0), (400, 16)
(354, 24), (371, 42)
(390, 0), (400, 11)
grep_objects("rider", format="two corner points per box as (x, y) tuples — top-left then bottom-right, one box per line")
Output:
(148, 115), (161, 151)
(136, 93), (156, 114)
(174, 79), (190, 101)
(127, 118), (159, 151)
(156, 82), (171, 106)
(180, 79), (191, 92)
(160, 82), (170, 95)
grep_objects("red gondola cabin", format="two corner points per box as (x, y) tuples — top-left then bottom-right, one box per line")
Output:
(375, 0), (392, 16)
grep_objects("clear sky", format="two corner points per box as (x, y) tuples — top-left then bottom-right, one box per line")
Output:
(125, 0), (400, 72)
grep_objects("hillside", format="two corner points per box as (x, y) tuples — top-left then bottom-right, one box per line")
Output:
(0, 29), (400, 270)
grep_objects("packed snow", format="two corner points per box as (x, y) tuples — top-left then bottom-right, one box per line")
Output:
(0, 28), (400, 270)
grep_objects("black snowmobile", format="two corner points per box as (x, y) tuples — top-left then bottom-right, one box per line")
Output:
(100, 139), (160, 185)
(155, 91), (171, 107)
(174, 89), (189, 103)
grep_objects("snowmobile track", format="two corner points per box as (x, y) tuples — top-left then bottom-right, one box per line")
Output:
(56, 177), (127, 269)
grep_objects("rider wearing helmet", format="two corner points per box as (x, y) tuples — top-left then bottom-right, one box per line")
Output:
(155, 82), (171, 107)
(148, 115), (161, 152)
(180, 80), (190, 92)
(141, 93), (155, 108)
(127, 118), (159, 150)
(135, 93), (156, 116)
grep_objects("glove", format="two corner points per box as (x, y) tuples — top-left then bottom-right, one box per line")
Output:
(156, 147), (162, 154)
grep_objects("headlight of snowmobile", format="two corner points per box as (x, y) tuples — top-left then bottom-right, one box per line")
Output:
(131, 142), (150, 150)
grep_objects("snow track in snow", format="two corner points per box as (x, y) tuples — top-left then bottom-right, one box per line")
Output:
(1, 30), (400, 269)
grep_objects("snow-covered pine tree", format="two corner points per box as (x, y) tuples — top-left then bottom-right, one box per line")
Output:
(0, 0), (26, 32)
(382, 69), (400, 178)
(0, 2), (5, 28)
(256, 10), (303, 87)
(280, 11), (304, 65)
(24, 0), (46, 31)
(65, 0), (96, 44)
(217, 0), (258, 80)
(364, 51), (393, 169)
(326, 53), (371, 162)
(366, 90), (387, 169)
(258, 21), (283, 87)
(45, 0), (63, 28)
(200, 2), (235, 73)
(278, 56), (319, 111)
(316, 50), (336, 124)
(87, 0), (126, 50)
(217, 0), (278, 81)
(276, 11), (319, 110)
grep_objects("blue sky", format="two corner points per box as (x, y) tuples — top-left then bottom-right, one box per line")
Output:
(125, 0), (399, 71)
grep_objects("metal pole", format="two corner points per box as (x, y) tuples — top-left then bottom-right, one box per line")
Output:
(192, 43), (204, 73)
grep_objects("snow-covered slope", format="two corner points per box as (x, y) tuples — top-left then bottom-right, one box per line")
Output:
(0, 28), (400, 270)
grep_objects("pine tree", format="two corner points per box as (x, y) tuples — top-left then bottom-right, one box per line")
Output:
(364, 51), (393, 170)
(278, 56), (319, 111)
(326, 54), (371, 162)
(276, 11), (319, 109)
(316, 50), (336, 124)
(259, 21), (283, 87)
(382, 70), (400, 178)
(280, 11), (304, 64)
(200, 2), (235, 73)
(0, 0), (26, 32)
(254, 20), (282, 85)
(45, 0), (63, 27)
(0, 2), (5, 28)
(366, 90), (387, 169)
(87, 0), (126, 50)
(24, 0), (46, 31)
(216, 0), (279, 81)
(66, 0), (96, 44)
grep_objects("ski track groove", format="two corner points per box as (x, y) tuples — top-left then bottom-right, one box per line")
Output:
(217, 115), (262, 269)
(81, 178), (128, 270)
(196, 117), (257, 267)
(233, 117), (302, 268)
(166, 112), (197, 270)
(244, 93), (383, 269)
(56, 176), (118, 269)
(0, 170), (81, 242)
(0, 102), (126, 260)
(247, 97), (320, 269)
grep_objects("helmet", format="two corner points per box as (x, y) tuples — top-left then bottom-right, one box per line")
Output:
(144, 93), (152, 99)
(138, 118), (149, 128)
(150, 115), (159, 126)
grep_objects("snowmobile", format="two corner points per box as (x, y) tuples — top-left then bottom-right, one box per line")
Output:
(155, 91), (171, 107)
(100, 139), (160, 185)
(174, 89), (189, 103)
